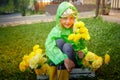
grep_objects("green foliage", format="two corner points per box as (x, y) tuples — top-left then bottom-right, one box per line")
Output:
(19, 0), (30, 16)
(0, 17), (120, 79)
(0, 0), (45, 15)
(19, 0), (44, 16)
(0, 0), (9, 6)
(0, 0), (14, 14)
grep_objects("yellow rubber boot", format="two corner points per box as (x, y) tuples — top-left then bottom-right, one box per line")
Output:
(57, 70), (69, 80)
(49, 66), (57, 80)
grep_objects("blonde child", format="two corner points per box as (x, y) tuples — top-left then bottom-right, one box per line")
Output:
(45, 2), (87, 80)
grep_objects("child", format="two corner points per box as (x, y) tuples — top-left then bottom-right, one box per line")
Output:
(45, 2), (88, 80)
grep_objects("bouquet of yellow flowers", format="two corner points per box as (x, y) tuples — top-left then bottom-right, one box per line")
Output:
(67, 21), (110, 71)
(68, 21), (90, 42)
(82, 51), (110, 71)
(19, 44), (49, 75)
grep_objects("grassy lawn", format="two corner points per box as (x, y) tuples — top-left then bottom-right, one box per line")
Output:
(0, 17), (120, 80)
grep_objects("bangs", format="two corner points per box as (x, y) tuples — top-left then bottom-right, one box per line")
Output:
(61, 8), (77, 18)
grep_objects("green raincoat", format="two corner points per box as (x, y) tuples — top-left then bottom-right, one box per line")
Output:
(45, 2), (88, 65)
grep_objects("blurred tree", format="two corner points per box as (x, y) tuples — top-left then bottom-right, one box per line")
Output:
(0, 0), (14, 14)
(19, 0), (30, 16)
(102, 0), (105, 14)
(95, 0), (101, 17)
(13, 0), (20, 11)
(102, 0), (111, 15)
(0, 0), (9, 6)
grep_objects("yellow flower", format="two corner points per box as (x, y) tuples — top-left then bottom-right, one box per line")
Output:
(19, 44), (48, 75)
(34, 69), (43, 75)
(85, 51), (97, 61)
(76, 28), (80, 33)
(35, 48), (43, 54)
(19, 61), (27, 72)
(79, 21), (85, 28)
(79, 27), (88, 33)
(39, 55), (47, 65)
(68, 33), (75, 40)
(34, 64), (49, 75)
(81, 32), (90, 40)
(29, 54), (41, 69)
(74, 21), (85, 28)
(22, 55), (30, 67)
(73, 33), (81, 42)
(33, 44), (40, 52)
(29, 51), (36, 58)
(82, 58), (91, 67)
(73, 35), (79, 42)
(104, 53), (110, 64)
(74, 21), (81, 28)
(92, 57), (103, 71)
(41, 64), (50, 74)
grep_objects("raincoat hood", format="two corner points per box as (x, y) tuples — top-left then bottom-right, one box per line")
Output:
(56, 2), (78, 24)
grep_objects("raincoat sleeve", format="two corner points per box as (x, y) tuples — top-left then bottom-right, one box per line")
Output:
(45, 27), (68, 65)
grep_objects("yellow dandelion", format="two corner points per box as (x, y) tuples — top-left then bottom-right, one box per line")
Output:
(79, 27), (88, 33)
(74, 21), (85, 28)
(81, 32), (90, 40)
(35, 48), (43, 54)
(19, 61), (27, 72)
(104, 53), (110, 64)
(95, 55), (99, 60)
(92, 57), (103, 71)
(29, 54), (41, 69)
(73, 34), (80, 42)
(76, 33), (81, 40)
(34, 69), (43, 75)
(33, 44), (40, 52)
(84, 33), (90, 40)
(29, 51), (36, 58)
(22, 55), (30, 66)
(41, 64), (50, 74)
(82, 58), (91, 67)
(79, 21), (85, 28)
(85, 51), (97, 61)
(39, 56), (47, 65)
(74, 21), (81, 28)
(76, 28), (80, 33)
(68, 33), (75, 40)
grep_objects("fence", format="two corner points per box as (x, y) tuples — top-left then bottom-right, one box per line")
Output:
(111, 0), (120, 9)
(34, 1), (51, 12)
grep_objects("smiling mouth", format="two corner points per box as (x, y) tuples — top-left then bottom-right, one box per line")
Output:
(65, 25), (71, 28)
(65, 24), (70, 26)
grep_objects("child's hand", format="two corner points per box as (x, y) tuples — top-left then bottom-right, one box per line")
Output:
(78, 51), (84, 59)
(64, 58), (75, 72)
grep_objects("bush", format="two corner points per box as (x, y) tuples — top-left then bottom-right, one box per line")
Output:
(0, 0), (14, 14)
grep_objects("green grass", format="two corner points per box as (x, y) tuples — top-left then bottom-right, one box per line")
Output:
(0, 17), (120, 80)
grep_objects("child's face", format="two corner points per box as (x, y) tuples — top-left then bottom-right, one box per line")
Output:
(60, 15), (75, 28)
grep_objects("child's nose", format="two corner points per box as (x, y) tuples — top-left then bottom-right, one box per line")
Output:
(66, 19), (70, 23)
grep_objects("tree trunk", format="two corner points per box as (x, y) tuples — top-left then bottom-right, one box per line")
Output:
(95, 0), (101, 17)
(102, 0), (105, 15)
